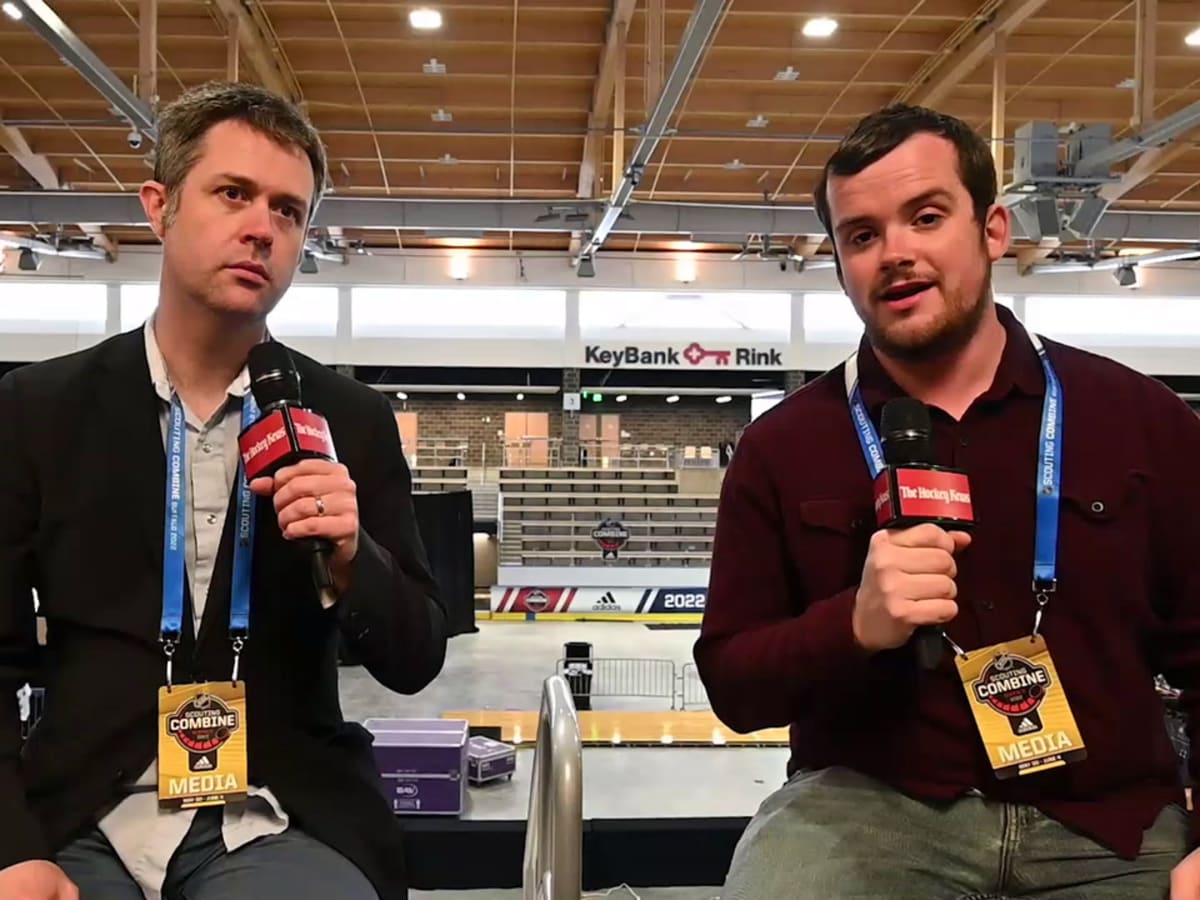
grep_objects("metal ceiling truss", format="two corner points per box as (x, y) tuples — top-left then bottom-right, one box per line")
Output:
(9, 0), (157, 142)
(4, 192), (1200, 252)
(1004, 101), (1200, 243)
(574, 0), (727, 267)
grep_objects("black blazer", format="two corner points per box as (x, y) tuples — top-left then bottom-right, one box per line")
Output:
(0, 328), (448, 899)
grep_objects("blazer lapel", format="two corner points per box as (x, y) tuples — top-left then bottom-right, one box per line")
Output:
(95, 330), (167, 572)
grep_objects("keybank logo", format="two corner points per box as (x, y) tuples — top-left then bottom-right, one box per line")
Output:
(584, 343), (783, 368)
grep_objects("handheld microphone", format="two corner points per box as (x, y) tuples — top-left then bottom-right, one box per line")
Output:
(238, 341), (339, 610)
(876, 398), (975, 669)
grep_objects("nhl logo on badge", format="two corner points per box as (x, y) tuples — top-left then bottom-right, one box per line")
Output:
(971, 652), (1051, 736)
(166, 692), (240, 772)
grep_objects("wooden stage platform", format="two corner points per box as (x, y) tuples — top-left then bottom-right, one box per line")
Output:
(440, 709), (789, 746)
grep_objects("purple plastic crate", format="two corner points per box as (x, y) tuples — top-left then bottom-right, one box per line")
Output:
(467, 735), (517, 786)
(364, 718), (468, 815)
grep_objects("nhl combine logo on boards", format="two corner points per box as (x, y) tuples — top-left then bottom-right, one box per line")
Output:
(522, 588), (551, 613)
(592, 519), (630, 560)
(166, 692), (240, 772)
(972, 652), (1050, 736)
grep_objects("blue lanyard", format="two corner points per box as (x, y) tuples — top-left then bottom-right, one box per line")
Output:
(843, 333), (1063, 619)
(161, 392), (260, 680)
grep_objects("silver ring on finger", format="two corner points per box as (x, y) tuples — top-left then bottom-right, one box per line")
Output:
(315, 495), (326, 516)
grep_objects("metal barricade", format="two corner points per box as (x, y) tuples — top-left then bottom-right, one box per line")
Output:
(522, 675), (583, 900)
(680, 662), (711, 710)
(555, 658), (678, 710)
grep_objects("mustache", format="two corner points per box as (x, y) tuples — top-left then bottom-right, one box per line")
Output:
(873, 273), (939, 300)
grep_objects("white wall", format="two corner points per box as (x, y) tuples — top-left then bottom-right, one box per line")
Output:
(1, 248), (1198, 376)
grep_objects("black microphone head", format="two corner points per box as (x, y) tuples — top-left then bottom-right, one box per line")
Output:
(247, 341), (301, 409)
(880, 397), (934, 465)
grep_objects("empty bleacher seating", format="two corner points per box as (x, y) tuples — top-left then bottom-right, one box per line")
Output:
(498, 467), (718, 567)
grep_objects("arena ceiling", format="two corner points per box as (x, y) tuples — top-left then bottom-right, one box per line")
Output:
(0, 0), (1198, 268)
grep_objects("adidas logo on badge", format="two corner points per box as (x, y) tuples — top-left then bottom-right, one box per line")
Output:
(193, 755), (213, 770)
(1016, 717), (1038, 735)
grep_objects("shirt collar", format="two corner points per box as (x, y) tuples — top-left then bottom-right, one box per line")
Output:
(143, 314), (253, 405)
(853, 301), (1046, 417)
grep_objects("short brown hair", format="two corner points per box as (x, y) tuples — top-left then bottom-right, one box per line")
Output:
(814, 104), (996, 241)
(152, 81), (327, 225)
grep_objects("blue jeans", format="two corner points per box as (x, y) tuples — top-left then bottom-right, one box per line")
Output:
(722, 766), (1188, 900)
(57, 806), (378, 900)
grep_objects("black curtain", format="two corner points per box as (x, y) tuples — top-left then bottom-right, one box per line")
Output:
(339, 489), (477, 664)
(413, 490), (477, 637)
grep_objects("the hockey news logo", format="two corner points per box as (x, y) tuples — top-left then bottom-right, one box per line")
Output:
(295, 421), (331, 444)
(972, 653), (1050, 736)
(584, 342), (782, 368)
(241, 422), (287, 465)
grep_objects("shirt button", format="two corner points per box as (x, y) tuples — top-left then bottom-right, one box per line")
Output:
(202, 442), (213, 454)
(206, 513), (218, 525)
(960, 436), (969, 447)
(1091, 501), (1105, 513)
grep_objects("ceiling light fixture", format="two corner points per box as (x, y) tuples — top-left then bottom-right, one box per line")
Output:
(802, 17), (838, 38)
(746, 114), (769, 128)
(409, 8), (443, 30)
(715, 395), (732, 404)
(615, 394), (627, 403)
(1186, 26), (1200, 47)
(422, 57), (447, 75)
(395, 391), (408, 400)
(665, 395), (680, 404)
(431, 108), (453, 122)
(773, 65), (799, 82)
(456, 392), (466, 401)
(516, 392), (525, 401)
(2, 2), (22, 20)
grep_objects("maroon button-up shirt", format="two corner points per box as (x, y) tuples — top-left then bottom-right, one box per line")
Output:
(695, 304), (1200, 859)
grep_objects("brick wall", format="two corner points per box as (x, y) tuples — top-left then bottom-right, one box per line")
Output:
(394, 393), (749, 466)
(394, 395), (560, 467)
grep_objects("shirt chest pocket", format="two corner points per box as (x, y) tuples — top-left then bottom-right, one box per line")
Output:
(1056, 469), (1150, 615)
(788, 499), (873, 600)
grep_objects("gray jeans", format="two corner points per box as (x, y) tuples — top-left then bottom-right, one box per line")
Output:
(722, 766), (1188, 900)
(57, 806), (378, 900)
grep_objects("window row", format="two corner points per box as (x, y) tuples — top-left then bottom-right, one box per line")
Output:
(2, 282), (1200, 344)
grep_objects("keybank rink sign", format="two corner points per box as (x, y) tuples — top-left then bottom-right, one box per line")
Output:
(581, 341), (788, 370)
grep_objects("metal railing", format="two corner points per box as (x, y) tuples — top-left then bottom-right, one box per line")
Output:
(556, 658), (679, 710)
(680, 662), (711, 710)
(506, 437), (563, 468)
(522, 675), (583, 900)
(415, 437), (470, 467)
(577, 441), (675, 469)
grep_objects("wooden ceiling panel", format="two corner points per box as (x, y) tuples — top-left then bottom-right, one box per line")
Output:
(2, 0), (1199, 250)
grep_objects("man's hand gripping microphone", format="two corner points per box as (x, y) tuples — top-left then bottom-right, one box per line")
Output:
(238, 342), (340, 610)
(868, 397), (976, 669)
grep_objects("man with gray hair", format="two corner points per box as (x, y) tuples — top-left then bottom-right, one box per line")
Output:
(0, 81), (447, 900)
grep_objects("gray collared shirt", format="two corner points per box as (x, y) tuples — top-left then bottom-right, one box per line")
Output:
(96, 318), (288, 900)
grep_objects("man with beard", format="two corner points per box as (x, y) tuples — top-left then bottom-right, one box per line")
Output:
(694, 105), (1200, 899)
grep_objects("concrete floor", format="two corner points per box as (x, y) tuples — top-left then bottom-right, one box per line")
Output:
(340, 621), (783, 894)
(413, 889), (720, 900)
(339, 620), (711, 720)
(338, 620), (789, 821)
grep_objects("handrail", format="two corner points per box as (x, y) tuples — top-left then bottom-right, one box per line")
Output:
(522, 675), (583, 900)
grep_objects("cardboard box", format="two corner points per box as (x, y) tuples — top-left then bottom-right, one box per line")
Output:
(364, 718), (468, 815)
(467, 735), (516, 785)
